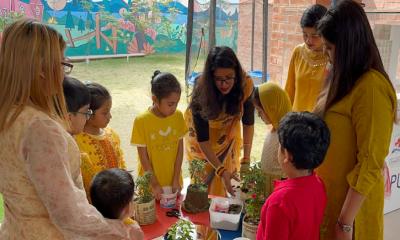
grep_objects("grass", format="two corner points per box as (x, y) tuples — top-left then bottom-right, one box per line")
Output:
(0, 53), (267, 223)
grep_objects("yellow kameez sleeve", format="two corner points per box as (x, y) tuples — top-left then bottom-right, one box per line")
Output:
(110, 129), (126, 169)
(346, 71), (396, 196)
(284, 47), (298, 104)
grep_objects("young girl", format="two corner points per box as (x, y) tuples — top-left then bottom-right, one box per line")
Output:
(75, 82), (126, 195)
(284, 4), (328, 111)
(252, 82), (292, 196)
(131, 71), (187, 199)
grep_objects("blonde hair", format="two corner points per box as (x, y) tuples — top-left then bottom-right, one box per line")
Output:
(256, 82), (292, 129)
(0, 18), (68, 131)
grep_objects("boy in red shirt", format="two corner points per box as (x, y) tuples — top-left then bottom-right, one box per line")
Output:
(256, 112), (329, 240)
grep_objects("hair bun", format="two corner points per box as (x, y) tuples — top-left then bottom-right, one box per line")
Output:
(151, 70), (161, 82)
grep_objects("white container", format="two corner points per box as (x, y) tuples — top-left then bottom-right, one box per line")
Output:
(160, 186), (177, 208)
(213, 198), (230, 213)
(209, 197), (243, 231)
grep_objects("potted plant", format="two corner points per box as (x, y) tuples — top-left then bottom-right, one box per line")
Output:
(182, 159), (209, 213)
(241, 163), (266, 240)
(134, 171), (156, 225)
(164, 218), (196, 240)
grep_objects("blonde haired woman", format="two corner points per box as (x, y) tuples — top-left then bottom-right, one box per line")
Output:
(0, 19), (142, 239)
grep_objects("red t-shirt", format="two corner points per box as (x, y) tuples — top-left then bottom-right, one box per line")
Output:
(256, 173), (327, 240)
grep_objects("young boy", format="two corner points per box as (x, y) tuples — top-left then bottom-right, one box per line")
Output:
(63, 76), (93, 135)
(256, 112), (329, 240)
(90, 168), (143, 240)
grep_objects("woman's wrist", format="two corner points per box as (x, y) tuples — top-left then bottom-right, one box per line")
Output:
(240, 156), (250, 164)
(216, 165), (227, 177)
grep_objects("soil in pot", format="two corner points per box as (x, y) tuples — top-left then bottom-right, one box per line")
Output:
(182, 184), (210, 213)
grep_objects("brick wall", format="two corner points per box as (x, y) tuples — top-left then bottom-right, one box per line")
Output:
(237, 0), (400, 87)
(237, 0), (326, 85)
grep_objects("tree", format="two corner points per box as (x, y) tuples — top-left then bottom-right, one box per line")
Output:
(86, 12), (95, 31)
(78, 16), (85, 33)
(65, 9), (75, 29)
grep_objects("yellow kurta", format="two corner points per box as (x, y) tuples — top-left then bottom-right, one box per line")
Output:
(285, 43), (328, 111)
(75, 128), (126, 195)
(316, 69), (397, 240)
(131, 109), (187, 187)
(184, 75), (254, 196)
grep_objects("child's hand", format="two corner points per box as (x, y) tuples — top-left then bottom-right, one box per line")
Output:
(172, 178), (181, 195)
(150, 179), (163, 200)
(127, 222), (144, 240)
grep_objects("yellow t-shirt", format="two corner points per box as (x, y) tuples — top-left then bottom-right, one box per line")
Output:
(285, 43), (328, 111)
(131, 109), (188, 187)
(75, 128), (126, 195)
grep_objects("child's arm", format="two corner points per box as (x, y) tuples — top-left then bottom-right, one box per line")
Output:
(172, 139), (184, 194)
(264, 204), (289, 240)
(127, 222), (144, 240)
(137, 146), (163, 200)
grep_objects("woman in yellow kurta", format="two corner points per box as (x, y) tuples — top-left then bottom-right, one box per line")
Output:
(285, 4), (328, 112)
(315, 1), (397, 239)
(75, 83), (126, 195)
(185, 46), (254, 196)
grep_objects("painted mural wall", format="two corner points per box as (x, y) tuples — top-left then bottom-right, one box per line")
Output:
(0, 0), (239, 57)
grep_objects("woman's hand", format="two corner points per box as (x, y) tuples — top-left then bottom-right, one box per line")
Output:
(240, 162), (250, 179)
(221, 171), (238, 196)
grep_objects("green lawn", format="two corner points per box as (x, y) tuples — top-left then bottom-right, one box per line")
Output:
(0, 53), (267, 223)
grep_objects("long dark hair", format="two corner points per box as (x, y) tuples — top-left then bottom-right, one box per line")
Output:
(315, 0), (395, 113)
(190, 46), (245, 120)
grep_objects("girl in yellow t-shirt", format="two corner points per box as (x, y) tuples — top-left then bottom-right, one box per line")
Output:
(75, 82), (126, 195)
(131, 70), (187, 200)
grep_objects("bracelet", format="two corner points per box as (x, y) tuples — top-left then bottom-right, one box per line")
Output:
(337, 220), (353, 233)
(216, 165), (226, 177)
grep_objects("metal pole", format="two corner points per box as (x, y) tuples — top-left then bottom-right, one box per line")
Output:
(262, 0), (268, 82)
(185, 0), (194, 99)
(331, 0), (337, 7)
(209, 0), (217, 51)
(251, 0), (255, 71)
